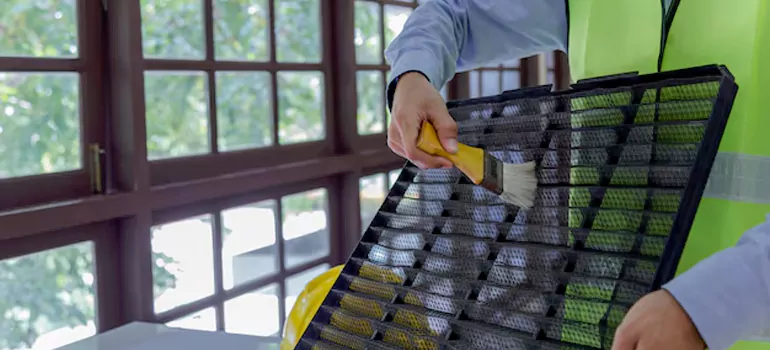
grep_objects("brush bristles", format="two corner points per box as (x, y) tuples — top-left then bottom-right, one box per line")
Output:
(499, 161), (538, 208)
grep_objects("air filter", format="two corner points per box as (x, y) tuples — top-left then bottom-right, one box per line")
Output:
(297, 65), (737, 349)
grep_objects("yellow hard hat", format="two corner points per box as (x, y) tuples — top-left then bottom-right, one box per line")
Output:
(280, 264), (344, 350)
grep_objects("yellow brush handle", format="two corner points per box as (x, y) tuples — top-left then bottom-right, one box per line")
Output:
(416, 121), (485, 184)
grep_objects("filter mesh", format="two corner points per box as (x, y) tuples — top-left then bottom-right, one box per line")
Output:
(296, 66), (736, 349)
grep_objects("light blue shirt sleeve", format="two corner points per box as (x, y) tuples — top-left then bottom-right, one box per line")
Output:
(384, 0), (568, 93)
(664, 213), (770, 350)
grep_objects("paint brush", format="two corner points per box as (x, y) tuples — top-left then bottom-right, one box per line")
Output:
(416, 121), (538, 208)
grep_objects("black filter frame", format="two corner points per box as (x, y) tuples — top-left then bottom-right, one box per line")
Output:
(295, 64), (737, 350)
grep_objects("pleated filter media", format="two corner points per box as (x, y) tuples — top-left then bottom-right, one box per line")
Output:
(296, 65), (738, 350)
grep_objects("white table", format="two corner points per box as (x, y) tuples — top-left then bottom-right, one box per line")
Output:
(57, 322), (281, 350)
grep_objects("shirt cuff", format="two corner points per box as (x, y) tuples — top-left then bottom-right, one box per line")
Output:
(663, 244), (770, 350)
(386, 50), (445, 111)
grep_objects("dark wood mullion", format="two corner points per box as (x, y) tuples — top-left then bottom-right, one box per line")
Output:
(379, 2), (386, 65)
(204, 0), (218, 154)
(555, 51), (572, 90)
(520, 55), (541, 87)
(498, 65), (504, 92)
(275, 200), (288, 335)
(268, 0), (280, 146)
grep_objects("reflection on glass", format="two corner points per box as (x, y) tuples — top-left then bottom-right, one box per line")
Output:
(285, 264), (330, 317)
(151, 215), (215, 314)
(469, 71), (480, 98)
(547, 71), (556, 86)
(140, 0), (205, 59)
(354, 1), (382, 64)
(389, 169), (401, 187)
(360, 174), (387, 233)
(357, 71), (384, 135)
(274, 0), (321, 63)
(166, 307), (216, 332)
(213, 0), (270, 61)
(277, 71), (325, 144)
(222, 200), (279, 290)
(225, 284), (280, 336)
(216, 71), (273, 151)
(384, 5), (413, 47)
(482, 71), (500, 96)
(144, 71), (210, 160)
(502, 59), (520, 68)
(546, 52), (556, 69)
(282, 188), (329, 269)
(0, 72), (81, 180)
(0, 242), (95, 350)
(0, 0), (78, 57)
(503, 71), (520, 92)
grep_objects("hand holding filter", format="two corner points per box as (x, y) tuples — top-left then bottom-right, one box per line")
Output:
(416, 121), (537, 208)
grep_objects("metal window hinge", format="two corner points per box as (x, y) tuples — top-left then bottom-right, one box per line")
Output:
(89, 143), (106, 194)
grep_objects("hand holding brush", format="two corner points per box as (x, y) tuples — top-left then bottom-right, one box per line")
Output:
(416, 121), (538, 208)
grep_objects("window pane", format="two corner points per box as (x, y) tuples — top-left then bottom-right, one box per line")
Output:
(481, 71), (499, 96)
(282, 188), (329, 269)
(145, 71), (210, 160)
(502, 71), (520, 91)
(284, 264), (330, 317)
(222, 200), (278, 290)
(166, 307), (216, 332)
(547, 71), (556, 85)
(502, 59), (519, 68)
(546, 52), (556, 69)
(140, 0), (205, 59)
(0, 242), (95, 350)
(440, 85), (448, 100)
(389, 169), (401, 187)
(0, 72), (81, 179)
(275, 0), (321, 63)
(469, 71), (480, 98)
(0, 0), (78, 57)
(213, 0), (269, 61)
(152, 215), (215, 314)
(277, 71), (324, 144)
(356, 70), (384, 135)
(384, 5), (413, 48)
(225, 284), (280, 336)
(360, 174), (386, 233)
(216, 71), (273, 151)
(354, 1), (382, 64)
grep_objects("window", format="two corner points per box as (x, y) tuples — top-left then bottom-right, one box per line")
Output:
(222, 200), (279, 290)
(151, 215), (216, 314)
(359, 173), (388, 233)
(355, 0), (448, 137)
(140, 0), (327, 180)
(224, 284), (280, 336)
(0, 2), (554, 346)
(152, 185), (332, 335)
(0, 242), (96, 350)
(468, 59), (521, 98)
(0, 0), (103, 210)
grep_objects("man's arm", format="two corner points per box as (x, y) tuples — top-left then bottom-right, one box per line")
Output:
(384, 0), (568, 107)
(663, 214), (770, 350)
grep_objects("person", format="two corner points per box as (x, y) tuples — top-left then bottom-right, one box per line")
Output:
(384, 1), (770, 350)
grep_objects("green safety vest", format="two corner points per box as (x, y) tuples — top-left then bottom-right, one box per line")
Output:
(568, 0), (770, 349)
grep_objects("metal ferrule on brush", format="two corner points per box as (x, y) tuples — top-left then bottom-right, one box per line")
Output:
(479, 151), (504, 195)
